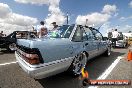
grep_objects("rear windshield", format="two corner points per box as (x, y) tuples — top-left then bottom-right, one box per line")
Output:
(47, 25), (74, 38)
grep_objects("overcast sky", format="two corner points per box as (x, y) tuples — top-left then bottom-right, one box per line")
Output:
(0, 0), (132, 36)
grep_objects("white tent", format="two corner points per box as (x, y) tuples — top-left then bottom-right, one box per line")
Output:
(123, 33), (132, 38)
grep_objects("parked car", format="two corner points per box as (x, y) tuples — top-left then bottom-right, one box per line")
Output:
(0, 31), (36, 52)
(15, 24), (111, 79)
(108, 32), (127, 48)
(115, 32), (127, 48)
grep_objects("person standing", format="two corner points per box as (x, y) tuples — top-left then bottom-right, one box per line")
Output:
(112, 29), (119, 48)
(49, 22), (61, 37)
(51, 22), (59, 31)
(37, 21), (47, 38)
(0, 31), (5, 37)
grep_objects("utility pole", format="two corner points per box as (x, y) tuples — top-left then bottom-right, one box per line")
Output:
(66, 12), (69, 24)
(86, 19), (88, 25)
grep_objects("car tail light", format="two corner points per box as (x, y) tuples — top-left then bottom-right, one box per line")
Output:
(16, 45), (44, 65)
(24, 53), (40, 65)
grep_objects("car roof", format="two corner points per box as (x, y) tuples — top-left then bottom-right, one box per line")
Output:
(62, 24), (97, 30)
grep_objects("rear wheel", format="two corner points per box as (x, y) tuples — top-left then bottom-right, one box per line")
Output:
(69, 53), (87, 76)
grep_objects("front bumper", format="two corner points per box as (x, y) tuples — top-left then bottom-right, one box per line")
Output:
(15, 52), (73, 79)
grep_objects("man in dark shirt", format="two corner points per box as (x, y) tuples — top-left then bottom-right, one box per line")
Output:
(0, 31), (4, 37)
(51, 22), (59, 31)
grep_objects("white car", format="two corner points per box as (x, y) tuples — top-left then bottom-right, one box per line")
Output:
(116, 33), (127, 47)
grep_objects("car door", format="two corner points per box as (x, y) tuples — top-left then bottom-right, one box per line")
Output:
(83, 27), (98, 59)
(72, 26), (99, 59)
(92, 29), (107, 55)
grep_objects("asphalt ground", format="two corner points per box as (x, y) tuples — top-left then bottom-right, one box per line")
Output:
(0, 47), (131, 88)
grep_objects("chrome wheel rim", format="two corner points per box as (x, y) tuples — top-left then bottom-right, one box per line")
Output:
(73, 53), (87, 75)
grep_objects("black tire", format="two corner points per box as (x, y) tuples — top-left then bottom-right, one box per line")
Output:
(104, 47), (111, 57)
(7, 43), (16, 52)
(69, 53), (87, 76)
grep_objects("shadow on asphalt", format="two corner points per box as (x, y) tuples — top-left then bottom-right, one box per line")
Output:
(0, 49), (14, 55)
(86, 51), (126, 79)
(36, 51), (126, 88)
(37, 72), (82, 88)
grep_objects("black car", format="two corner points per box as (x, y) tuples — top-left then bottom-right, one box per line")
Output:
(0, 31), (36, 52)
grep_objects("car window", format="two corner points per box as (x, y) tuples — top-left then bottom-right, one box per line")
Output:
(72, 26), (83, 42)
(84, 27), (95, 40)
(63, 25), (74, 38)
(7, 32), (15, 38)
(83, 30), (88, 41)
(16, 32), (28, 39)
(92, 30), (103, 40)
(29, 32), (37, 38)
(47, 25), (74, 38)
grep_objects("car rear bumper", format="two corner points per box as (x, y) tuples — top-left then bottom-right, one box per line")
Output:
(116, 42), (125, 47)
(15, 52), (73, 79)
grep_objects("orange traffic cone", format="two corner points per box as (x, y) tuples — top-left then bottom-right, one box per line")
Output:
(127, 50), (132, 61)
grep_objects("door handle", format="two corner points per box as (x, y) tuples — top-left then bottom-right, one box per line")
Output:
(85, 43), (89, 46)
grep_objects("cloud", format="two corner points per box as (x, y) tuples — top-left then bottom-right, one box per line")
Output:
(45, 0), (66, 29)
(14, 0), (66, 29)
(14, 0), (49, 5)
(76, 4), (117, 26)
(120, 17), (126, 20)
(120, 25), (132, 32)
(0, 3), (38, 34)
(129, 1), (132, 8)
(99, 23), (132, 37)
(102, 4), (117, 14)
(75, 2), (130, 37)
(99, 22), (112, 37)
(119, 16), (132, 21)
(0, 3), (11, 18)
(0, 23), (32, 35)
(4, 13), (38, 26)
(76, 13), (111, 26)
(105, 24), (132, 33)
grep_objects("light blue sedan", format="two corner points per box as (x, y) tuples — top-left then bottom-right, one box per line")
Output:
(15, 24), (111, 79)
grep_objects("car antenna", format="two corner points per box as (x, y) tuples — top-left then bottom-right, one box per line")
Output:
(97, 24), (104, 31)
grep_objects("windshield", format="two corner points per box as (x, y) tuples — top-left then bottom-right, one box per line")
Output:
(47, 25), (74, 38)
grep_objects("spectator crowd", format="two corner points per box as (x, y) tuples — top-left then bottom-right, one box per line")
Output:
(32, 21), (59, 38)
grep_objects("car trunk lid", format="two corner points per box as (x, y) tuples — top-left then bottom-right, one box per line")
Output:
(17, 39), (32, 48)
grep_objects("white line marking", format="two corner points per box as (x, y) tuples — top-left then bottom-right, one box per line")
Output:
(88, 56), (123, 88)
(0, 61), (17, 66)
